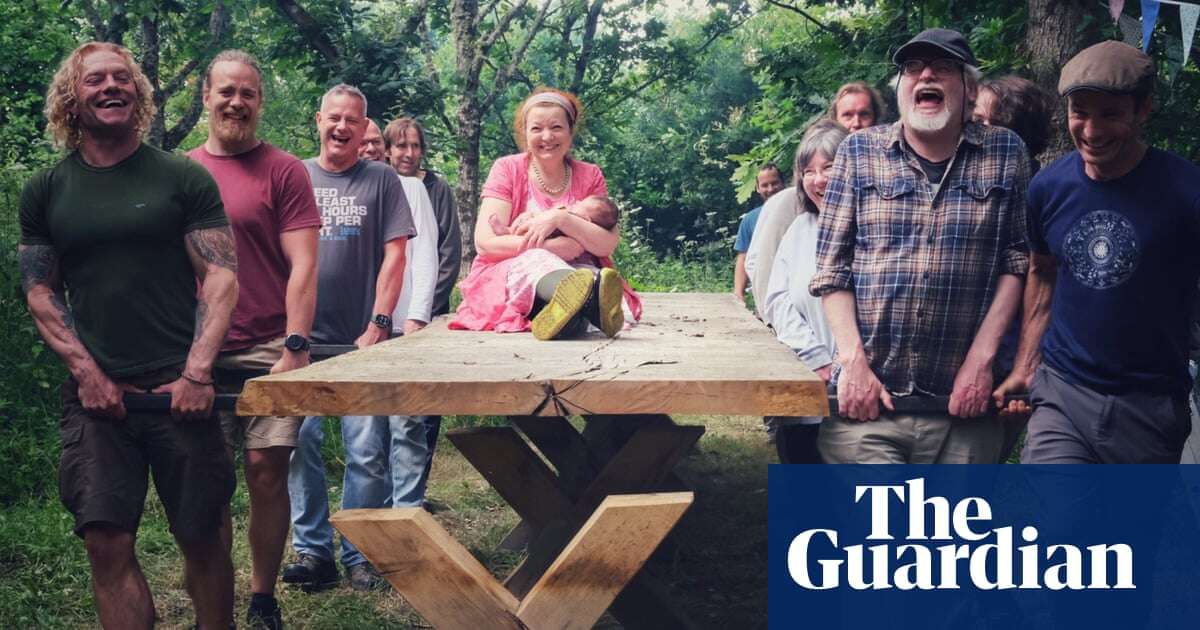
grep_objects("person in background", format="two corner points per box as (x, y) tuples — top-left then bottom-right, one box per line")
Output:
(828, 81), (888, 132)
(970, 73), (1054, 462)
(994, 41), (1199, 464)
(284, 84), (417, 593)
(19, 41), (238, 629)
(746, 120), (844, 320)
(974, 75), (1054, 172)
(811, 28), (1030, 464)
(189, 49), (320, 630)
(358, 115), (443, 520)
(384, 118), (463, 318)
(382, 117), (463, 491)
(359, 118), (386, 164)
(761, 122), (848, 463)
(732, 163), (784, 304)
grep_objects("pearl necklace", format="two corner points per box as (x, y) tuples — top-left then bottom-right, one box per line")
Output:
(532, 160), (572, 196)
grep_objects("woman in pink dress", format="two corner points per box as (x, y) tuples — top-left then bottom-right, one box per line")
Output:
(451, 88), (641, 339)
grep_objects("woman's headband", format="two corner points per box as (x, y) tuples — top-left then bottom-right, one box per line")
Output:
(522, 92), (576, 127)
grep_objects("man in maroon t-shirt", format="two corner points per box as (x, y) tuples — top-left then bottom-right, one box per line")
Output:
(188, 50), (320, 630)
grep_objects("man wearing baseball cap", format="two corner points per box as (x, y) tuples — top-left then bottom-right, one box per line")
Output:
(994, 40), (1200, 463)
(810, 28), (1030, 463)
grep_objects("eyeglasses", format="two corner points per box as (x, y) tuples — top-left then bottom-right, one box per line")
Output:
(899, 58), (962, 77)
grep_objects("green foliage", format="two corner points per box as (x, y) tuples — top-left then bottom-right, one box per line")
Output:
(0, 170), (66, 506)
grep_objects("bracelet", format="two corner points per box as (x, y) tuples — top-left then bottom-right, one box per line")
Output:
(181, 372), (214, 387)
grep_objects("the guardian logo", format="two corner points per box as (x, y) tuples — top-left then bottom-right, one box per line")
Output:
(788, 478), (1135, 591)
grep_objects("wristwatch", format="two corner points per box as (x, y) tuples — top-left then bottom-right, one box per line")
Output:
(371, 314), (392, 330)
(284, 333), (310, 352)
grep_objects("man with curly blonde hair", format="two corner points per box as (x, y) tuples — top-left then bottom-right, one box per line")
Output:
(19, 42), (238, 629)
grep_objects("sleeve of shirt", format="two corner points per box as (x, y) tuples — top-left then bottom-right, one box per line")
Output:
(400, 178), (437, 324)
(430, 178), (463, 315)
(763, 221), (833, 370)
(582, 161), (608, 198)
(18, 171), (53, 247)
(809, 138), (857, 297)
(733, 212), (754, 252)
(381, 168), (417, 242)
(181, 159), (229, 232)
(480, 155), (517, 203)
(999, 146), (1031, 276)
(1025, 171), (1051, 256)
(275, 157), (322, 232)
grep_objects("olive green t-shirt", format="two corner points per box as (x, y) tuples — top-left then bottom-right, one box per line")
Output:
(19, 144), (228, 378)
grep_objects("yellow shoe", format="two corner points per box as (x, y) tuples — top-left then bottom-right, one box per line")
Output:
(531, 269), (595, 340)
(596, 268), (625, 338)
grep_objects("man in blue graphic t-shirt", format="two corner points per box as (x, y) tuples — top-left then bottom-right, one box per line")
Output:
(994, 41), (1200, 463)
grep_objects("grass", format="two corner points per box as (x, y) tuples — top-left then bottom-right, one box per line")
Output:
(0, 414), (775, 629)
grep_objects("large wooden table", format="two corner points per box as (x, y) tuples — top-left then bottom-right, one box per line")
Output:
(239, 293), (827, 629)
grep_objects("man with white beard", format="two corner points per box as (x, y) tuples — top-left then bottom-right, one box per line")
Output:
(809, 29), (1031, 463)
(188, 50), (321, 629)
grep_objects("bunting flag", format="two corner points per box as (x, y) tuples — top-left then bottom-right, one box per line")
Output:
(1110, 0), (1126, 23)
(1138, 0), (1200, 64)
(1181, 3), (1199, 64)
(1143, 0), (1161, 51)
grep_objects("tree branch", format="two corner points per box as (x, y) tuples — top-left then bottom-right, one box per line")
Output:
(401, 0), (431, 37)
(274, 0), (341, 65)
(588, 13), (748, 119)
(481, 0), (553, 113)
(763, 0), (850, 44)
(570, 0), (605, 94)
(76, 0), (109, 41)
(479, 0), (530, 57)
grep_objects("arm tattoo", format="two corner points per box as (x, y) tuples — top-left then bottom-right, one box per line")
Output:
(193, 299), (209, 341)
(17, 244), (58, 293)
(185, 226), (238, 272)
(51, 290), (75, 331)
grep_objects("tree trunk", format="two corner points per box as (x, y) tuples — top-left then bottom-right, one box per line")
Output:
(1024, 0), (1105, 162)
(451, 0), (483, 265)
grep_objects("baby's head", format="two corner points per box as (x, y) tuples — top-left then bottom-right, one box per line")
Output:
(569, 196), (619, 231)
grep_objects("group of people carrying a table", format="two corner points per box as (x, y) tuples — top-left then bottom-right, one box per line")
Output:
(737, 29), (1199, 470)
(14, 24), (1200, 630)
(17, 38), (640, 629)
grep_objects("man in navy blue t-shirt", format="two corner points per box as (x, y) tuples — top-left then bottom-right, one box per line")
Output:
(994, 41), (1200, 463)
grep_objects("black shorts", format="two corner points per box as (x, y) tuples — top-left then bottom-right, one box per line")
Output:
(57, 365), (236, 542)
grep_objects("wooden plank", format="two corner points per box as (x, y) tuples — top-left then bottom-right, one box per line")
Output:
(505, 424), (704, 597)
(511, 416), (602, 497)
(237, 293), (828, 417)
(446, 427), (573, 529)
(516, 493), (694, 630)
(330, 508), (525, 629)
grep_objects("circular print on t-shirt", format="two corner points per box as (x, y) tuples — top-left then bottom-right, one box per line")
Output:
(1062, 210), (1139, 290)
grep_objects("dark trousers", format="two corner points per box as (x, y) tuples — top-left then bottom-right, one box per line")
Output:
(1022, 365), (1191, 464)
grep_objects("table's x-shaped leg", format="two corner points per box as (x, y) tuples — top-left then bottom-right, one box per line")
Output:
(450, 416), (705, 629)
(331, 492), (692, 630)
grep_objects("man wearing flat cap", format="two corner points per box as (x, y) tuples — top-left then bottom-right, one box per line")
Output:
(810, 28), (1031, 463)
(994, 40), (1200, 463)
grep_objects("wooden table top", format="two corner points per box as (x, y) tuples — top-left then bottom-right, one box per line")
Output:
(237, 292), (829, 418)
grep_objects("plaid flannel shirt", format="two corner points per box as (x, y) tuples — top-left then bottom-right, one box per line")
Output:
(809, 121), (1030, 396)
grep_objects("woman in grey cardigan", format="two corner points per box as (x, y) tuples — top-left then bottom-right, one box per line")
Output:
(761, 120), (848, 463)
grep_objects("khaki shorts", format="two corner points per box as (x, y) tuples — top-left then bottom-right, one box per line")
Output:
(215, 337), (303, 450)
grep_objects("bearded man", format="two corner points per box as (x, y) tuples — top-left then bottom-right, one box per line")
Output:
(809, 28), (1032, 463)
(187, 49), (321, 629)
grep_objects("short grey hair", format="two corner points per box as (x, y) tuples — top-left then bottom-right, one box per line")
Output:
(793, 119), (848, 214)
(320, 83), (368, 116)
